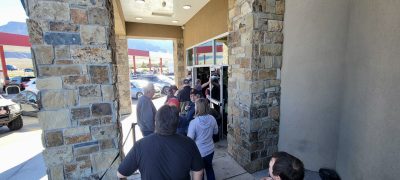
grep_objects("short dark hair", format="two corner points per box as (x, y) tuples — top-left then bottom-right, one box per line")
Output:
(170, 85), (178, 91)
(271, 152), (305, 180)
(155, 105), (179, 135)
(190, 88), (201, 96)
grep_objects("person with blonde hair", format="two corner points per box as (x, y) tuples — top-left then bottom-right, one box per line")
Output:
(187, 98), (218, 180)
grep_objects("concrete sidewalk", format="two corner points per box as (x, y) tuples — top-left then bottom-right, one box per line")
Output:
(0, 134), (320, 180)
(126, 139), (321, 180)
(126, 140), (255, 180)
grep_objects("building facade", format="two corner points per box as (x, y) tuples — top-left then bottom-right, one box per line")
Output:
(24, 0), (400, 179)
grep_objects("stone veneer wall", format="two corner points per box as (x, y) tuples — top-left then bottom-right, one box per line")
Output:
(115, 35), (132, 115)
(25, 0), (122, 179)
(174, 38), (185, 86)
(227, 0), (284, 172)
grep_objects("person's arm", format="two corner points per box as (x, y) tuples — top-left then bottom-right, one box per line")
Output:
(213, 117), (218, 135)
(260, 177), (273, 180)
(192, 170), (203, 180)
(138, 99), (155, 128)
(117, 171), (127, 179)
(117, 145), (139, 178)
(187, 121), (195, 139)
(176, 90), (182, 101)
(185, 105), (195, 121)
(201, 80), (211, 88)
(190, 140), (204, 180)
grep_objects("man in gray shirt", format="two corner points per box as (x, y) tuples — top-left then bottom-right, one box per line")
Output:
(137, 83), (157, 136)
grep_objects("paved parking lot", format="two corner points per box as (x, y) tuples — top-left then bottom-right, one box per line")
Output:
(0, 116), (46, 180)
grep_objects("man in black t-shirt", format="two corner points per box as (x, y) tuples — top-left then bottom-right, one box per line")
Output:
(177, 79), (192, 112)
(117, 105), (204, 180)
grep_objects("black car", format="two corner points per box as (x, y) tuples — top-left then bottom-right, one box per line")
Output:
(24, 68), (34, 72)
(7, 76), (35, 91)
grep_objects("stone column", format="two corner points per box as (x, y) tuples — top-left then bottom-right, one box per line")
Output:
(174, 38), (185, 86)
(227, 0), (284, 172)
(115, 35), (132, 115)
(25, 0), (122, 179)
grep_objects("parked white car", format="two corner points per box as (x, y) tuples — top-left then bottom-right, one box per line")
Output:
(24, 78), (38, 94)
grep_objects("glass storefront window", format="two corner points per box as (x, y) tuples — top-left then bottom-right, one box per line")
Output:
(186, 36), (229, 67)
(215, 38), (228, 65)
(195, 41), (214, 65)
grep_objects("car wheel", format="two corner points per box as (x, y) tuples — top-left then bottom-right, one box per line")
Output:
(162, 86), (170, 95)
(7, 115), (23, 131)
(136, 92), (143, 99)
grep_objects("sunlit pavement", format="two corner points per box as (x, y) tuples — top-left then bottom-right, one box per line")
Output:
(0, 116), (47, 180)
(0, 97), (167, 180)
(121, 96), (167, 156)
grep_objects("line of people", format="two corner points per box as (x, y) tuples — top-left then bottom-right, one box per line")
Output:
(117, 81), (306, 180)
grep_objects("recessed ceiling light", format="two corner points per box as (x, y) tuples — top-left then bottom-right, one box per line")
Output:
(172, 20), (178, 23)
(183, 5), (192, 10)
(136, 17), (143, 20)
(136, 0), (145, 3)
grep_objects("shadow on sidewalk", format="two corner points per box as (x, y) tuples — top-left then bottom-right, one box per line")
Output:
(0, 152), (47, 180)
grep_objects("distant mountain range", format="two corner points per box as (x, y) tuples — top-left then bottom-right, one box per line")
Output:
(0, 21), (28, 35)
(0, 21), (173, 58)
(4, 52), (31, 58)
(128, 39), (173, 54)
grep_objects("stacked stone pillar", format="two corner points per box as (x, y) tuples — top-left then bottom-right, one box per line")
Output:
(174, 38), (185, 86)
(25, 0), (122, 179)
(227, 0), (284, 172)
(115, 35), (132, 115)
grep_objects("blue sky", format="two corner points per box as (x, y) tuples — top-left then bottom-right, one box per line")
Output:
(0, 0), (173, 54)
(0, 0), (27, 26)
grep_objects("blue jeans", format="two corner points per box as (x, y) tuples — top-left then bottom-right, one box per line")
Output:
(142, 130), (153, 137)
(203, 152), (215, 180)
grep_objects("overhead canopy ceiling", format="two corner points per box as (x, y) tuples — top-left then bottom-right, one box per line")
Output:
(120, 0), (209, 26)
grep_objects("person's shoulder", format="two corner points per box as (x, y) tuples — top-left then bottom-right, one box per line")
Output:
(137, 96), (145, 102)
(175, 134), (196, 144)
(137, 134), (158, 143)
(210, 114), (217, 120)
(189, 118), (198, 124)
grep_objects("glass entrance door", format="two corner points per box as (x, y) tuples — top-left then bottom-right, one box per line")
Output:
(208, 65), (228, 139)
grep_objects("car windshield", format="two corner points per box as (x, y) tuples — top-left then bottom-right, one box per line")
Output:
(157, 75), (174, 84)
(131, 80), (149, 88)
(11, 77), (21, 83)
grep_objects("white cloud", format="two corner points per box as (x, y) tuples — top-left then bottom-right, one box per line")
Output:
(0, 0), (28, 26)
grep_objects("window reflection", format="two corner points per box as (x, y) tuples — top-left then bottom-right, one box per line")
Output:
(186, 36), (229, 66)
(195, 41), (213, 65)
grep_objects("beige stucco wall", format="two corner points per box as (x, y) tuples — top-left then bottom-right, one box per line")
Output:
(337, 0), (400, 179)
(113, 0), (126, 36)
(183, 0), (228, 49)
(280, 0), (349, 171)
(125, 22), (183, 39)
(281, 0), (400, 178)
